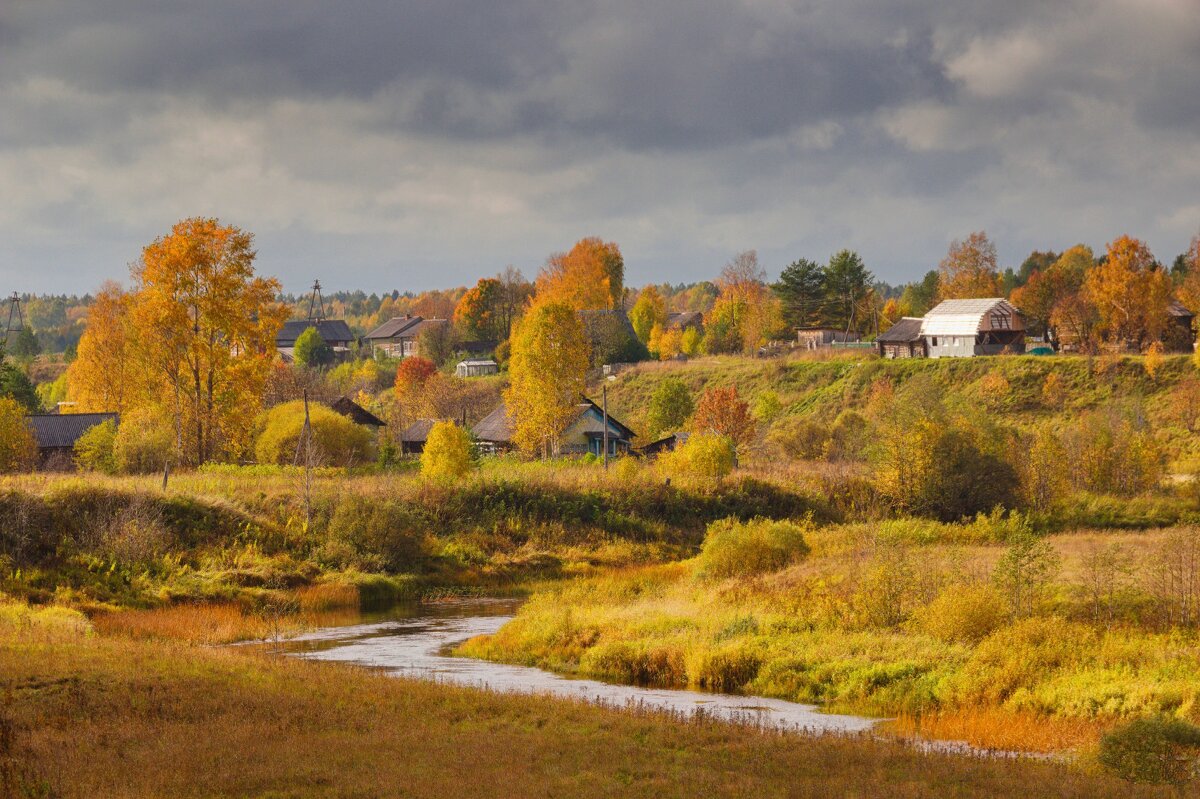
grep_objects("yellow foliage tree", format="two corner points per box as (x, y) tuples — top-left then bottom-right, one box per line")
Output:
(131, 218), (288, 464)
(938, 231), (1002, 300)
(420, 421), (475, 481)
(1144, 341), (1164, 379)
(1083, 235), (1171, 350)
(629, 285), (667, 344)
(0, 396), (36, 473)
(67, 281), (140, 413)
(504, 301), (590, 456)
(535, 237), (624, 311)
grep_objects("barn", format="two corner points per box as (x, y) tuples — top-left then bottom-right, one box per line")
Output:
(920, 299), (1026, 358)
(876, 317), (927, 359)
(473, 398), (635, 457)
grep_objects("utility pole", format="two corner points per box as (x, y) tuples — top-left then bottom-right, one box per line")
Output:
(602, 383), (610, 470)
(307, 280), (326, 322)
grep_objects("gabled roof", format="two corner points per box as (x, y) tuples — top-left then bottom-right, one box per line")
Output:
(666, 311), (703, 330)
(877, 317), (924, 343)
(330, 396), (386, 427)
(26, 413), (118, 450)
(277, 319), (355, 346)
(364, 316), (449, 341)
(400, 418), (438, 443)
(457, 359), (498, 367)
(472, 398), (635, 444)
(1168, 300), (1194, 318)
(920, 298), (1024, 336)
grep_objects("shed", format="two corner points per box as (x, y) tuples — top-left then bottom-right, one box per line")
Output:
(1165, 301), (1196, 353)
(795, 328), (860, 349)
(26, 412), (119, 469)
(398, 418), (438, 454)
(920, 299), (1025, 358)
(665, 311), (704, 334)
(456, 359), (499, 378)
(876, 317), (927, 359)
(330, 396), (386, 428)
(637, 431), (689, 458)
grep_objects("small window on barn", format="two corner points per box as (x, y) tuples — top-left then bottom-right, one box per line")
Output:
(931, 337), (938, 346)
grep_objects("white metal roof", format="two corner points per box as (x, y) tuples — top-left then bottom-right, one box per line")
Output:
(919, 298), (1023, 336)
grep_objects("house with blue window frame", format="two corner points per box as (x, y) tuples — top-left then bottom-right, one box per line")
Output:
(473, 398), (635, 457)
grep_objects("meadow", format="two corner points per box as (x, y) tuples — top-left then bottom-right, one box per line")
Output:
(0, 596), (1185, 799)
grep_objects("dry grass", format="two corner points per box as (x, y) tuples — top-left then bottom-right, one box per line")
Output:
(891, 709), (1116, 754)
(0, 632), (1184, 799)
(92, 601), (361, 645)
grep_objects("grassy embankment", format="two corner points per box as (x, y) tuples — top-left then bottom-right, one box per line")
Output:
(460, 518), (1200, 754)
(0, 462), (821, 637)
(0, 596), (1184, 799)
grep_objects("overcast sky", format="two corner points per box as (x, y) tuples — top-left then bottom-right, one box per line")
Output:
(2, 0), (1199, 295)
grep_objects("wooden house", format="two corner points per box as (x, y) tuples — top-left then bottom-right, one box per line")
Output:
(398, 418), (437, 455)
(665, 311), (704, 334)
(276, 319), (355, 361)
(363, 316), (449, 358)
(921, 299), (1025, 358)
(876, 317), (927, 359)
(1165, 301), (1196, 353)
(330, 396), (386, 428)
(795, 328), (860, 349)
(637, 431), (690, 458)
(472, 398), (635, 457)
(26, 413), (118, 469)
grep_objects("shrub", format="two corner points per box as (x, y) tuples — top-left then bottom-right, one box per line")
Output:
(825, 410), (869, 461)
(1098, 717), (1200, 785)
(764, 416), (827, 461)
(0, 396), (36, 473)
(690, 386), (755, 453)
(662, 432), (735, 481)
(113, 406), (176, 474)
(752, 390), (782, 422)
(74, 419), (118, 474)
(696, 516), (812, 580)
(993, 532), (1060, 618)
(911, 583), (1007, 643)
(293, 327), (333, 367)
(255, 401), (373, 467)
(421, 422), (475, 481)
(324, 496), (426, 572)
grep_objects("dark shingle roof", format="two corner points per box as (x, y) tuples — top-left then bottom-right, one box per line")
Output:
(27, 413), (118, 450)
(400, 419), (438, 443)
(666, 311), (703, 330)
(330, 396), (386, 427)
(364, 316), (448, 341)
(277, 319), (355, 347)
(877, 317), (925, 343)
(472, 398), (634, 444)
(1168, 300), (1194, 318)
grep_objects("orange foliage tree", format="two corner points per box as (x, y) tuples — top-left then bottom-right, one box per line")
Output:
(938, 231), (1002, 300)
(536, 237), (624, 311)
(454, 277), (504, 341)
(128, 218), (287, 464)
(1011, 245), (1093, 342)
(67, 281), (141, 413)
(1083, 235), (1172, 350)
(690, 385), (755, 453)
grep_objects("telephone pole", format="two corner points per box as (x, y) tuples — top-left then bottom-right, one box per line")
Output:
(2, 293), (24, 347)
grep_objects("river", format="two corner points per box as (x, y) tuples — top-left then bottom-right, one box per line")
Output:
(257, 597), (879, 734)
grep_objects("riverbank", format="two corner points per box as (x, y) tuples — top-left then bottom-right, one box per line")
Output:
(0, 602), (1177, 799)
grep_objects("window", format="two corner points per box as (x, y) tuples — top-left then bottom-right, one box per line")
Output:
(931, 337), (938, 347)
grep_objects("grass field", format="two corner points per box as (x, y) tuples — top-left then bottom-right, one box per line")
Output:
(0, 602), (1185, 799)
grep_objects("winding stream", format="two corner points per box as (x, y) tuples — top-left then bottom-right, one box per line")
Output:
(257, 598), (879, 734)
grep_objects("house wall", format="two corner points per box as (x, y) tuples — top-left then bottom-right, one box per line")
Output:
(926, 334), (977, 358)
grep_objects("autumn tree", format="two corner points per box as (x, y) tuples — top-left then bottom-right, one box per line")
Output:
(702, 251), (783, 354)
(454, 277), (504, 341)
(0, 396), (36, 472)
(420, 421), (475, 481)
(645, 378), (694, 438)
(536, 238), (624, 311)
(629, 285), (668, 344)
(1175, 233), (1200, 320)
(938, 231), (1002, 300)
(897, 270), (940, 317)
(1083, 235), (1172, 350)
(129, 217), (287, 464)
(1012, 245), (1093, 342)
(504, 301), (590, 456)
(66, 282), (139, 413)
(690, 385), (755, 454)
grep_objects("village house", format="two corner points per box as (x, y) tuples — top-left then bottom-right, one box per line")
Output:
(665, 311), (704, 335)
(920, 298), (1026, 358)
(1165, 301), (1196, 353)
(397, 418), (438, 455)
(26, 412), (118, 469)
(876, 317), (927, 359)
(363, 315), (448, 358)
(275, 319), (355, 361)
(637, 431), (689, 458)
(472, 398), (635, 457)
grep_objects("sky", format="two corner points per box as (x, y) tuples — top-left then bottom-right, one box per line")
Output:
(1, 0), (1199, 296)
